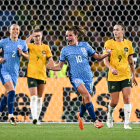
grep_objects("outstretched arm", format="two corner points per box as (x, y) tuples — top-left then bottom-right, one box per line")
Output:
(93, 49), (111, 60)
(46, 61), (65, 71)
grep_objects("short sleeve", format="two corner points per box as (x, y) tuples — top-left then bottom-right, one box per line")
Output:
(46, 45), (52, 58)
(103, 41), (110, 54)
(60, 48), (66, 61)
(86, 42), (96, 56)
(128, 41), (134, 56)
(0, 39), (3, 48)
(22, 41), (28, 52)
(27, 43), (32, 50)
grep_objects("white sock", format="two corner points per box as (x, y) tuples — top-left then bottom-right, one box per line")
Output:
(0, 112), (2, 117)
(30, 95), (38, 120)
(37, 97), (42, 120)
(9, 114), (13, 119)
(124, 104), (131, 124)
(108, 104), (115, 117)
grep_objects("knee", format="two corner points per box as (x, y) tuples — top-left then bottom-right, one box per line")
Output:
(111, 99), (119, 107)
(124, 97), (130, 104)
(84, 94), (91, 102)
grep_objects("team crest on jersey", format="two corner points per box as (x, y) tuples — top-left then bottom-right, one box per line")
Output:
(81, 48), (86, 54)
(124, 47), (128, 54)
(42, 51), (46, 56)
(4, 75), (9, 79)
(75, 79), (80, 83)
(18, 45), (22, 49)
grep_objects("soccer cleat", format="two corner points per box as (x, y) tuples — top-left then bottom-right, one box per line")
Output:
(77, 112), (84, 130)
(106, 113), (113, 128)
(94, 120), (103, 128)
(124, 123), (132, 129)
(33, 119), (37, 124)
(10, 117), (18, 125)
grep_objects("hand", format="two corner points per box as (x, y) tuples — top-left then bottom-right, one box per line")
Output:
(132, 76), (138, 86)
(46, 63), (51, 70)
(18, 47), (23, 55)
(0, 58), (5, 63)
(110, 67), (118, 75)
(32, 32), (42, 37)
(106, 49), (111, 55)
(53, 71), (58, 79)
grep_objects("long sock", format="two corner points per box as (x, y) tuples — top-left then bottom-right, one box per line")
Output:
(37, 97), (42, 120)
(108, 104), (115, 117)
(85, 102), (96, 122)
(124, 104), (131, 124)
(7, 90), (15, 114)
(80, 103), (86, 117)
(30, 95), (37, 120)
(0, 95), (7, 112)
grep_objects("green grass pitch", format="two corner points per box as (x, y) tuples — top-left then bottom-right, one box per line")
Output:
(0, 123), (140, 140)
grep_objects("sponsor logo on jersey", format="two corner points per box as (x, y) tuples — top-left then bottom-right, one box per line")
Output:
(81, 48), (86, 54)
(4, 75), (9, 79)
(18, 45), (22, 49)
(75, 79), (80, 83)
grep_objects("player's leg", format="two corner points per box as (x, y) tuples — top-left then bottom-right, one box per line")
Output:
(122, 79), (132, 129)
(36, 80), (46, 124)
(77, 97), (86, 129)
(107, 81), (120, 128)
(0, 90), (8, 117)
(77, 84), (103, 128)
(27, 77), (38, 124)
(4, 80), (17, 125)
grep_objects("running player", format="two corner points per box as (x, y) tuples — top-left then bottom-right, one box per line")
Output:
(46, 25), (111, 129)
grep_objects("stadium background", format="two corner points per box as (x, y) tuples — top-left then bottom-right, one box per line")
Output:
(0, 0), (140, 123)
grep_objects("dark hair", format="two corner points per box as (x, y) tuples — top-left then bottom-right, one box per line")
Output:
(33, 26), (41, 32)
(67, 26), (86, 39)
(115, 22), (126, 31)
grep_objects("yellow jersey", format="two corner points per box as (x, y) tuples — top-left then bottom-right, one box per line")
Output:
(27, 43), (52, 80)
(103, 39), (134, 81)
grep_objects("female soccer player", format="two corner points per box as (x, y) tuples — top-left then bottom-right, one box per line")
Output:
(0, 24), (29, 125)
(103, 23), (138, 129)
(26, 26), (58, 124)
(46, 25), (111, 129)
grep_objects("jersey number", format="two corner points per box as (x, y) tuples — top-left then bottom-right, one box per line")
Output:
(76, 56), (82, 63)
(37, 56), (39, 61)
(118, 55), (122, 62)
(12, 51), (16, 57)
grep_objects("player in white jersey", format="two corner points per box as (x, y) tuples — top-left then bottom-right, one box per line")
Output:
(0, 24), (29, 125)
(46, 25), (111, 129)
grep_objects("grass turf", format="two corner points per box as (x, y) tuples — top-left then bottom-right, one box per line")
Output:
(0, 123), (140, 140)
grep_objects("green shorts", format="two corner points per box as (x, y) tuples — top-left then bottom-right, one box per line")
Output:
(27, 77), (46, 88)
(108, 78), (132, 93)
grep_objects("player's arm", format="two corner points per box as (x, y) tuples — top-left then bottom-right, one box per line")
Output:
(128, 55), (138, 86)
(21, 51), (29, 60)
(25, 32), (41, 44)
(104, 56), (118, 75)
(93, 50), (110, 60)
(48, 57), (58, 79)
(46, 60), (65, 71)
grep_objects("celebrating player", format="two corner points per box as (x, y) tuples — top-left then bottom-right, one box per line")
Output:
(0, 24), (28, 125)
(46, 25), (111, 129)
(103, 23), (138, 129)
(26, 26), (58, 124)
